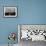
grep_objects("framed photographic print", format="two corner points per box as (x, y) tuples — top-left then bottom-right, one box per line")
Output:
(18, 24), (46, 42)
(4, 6), (17, 17)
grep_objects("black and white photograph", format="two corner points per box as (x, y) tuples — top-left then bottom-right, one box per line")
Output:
(18, 25), (46, 46)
